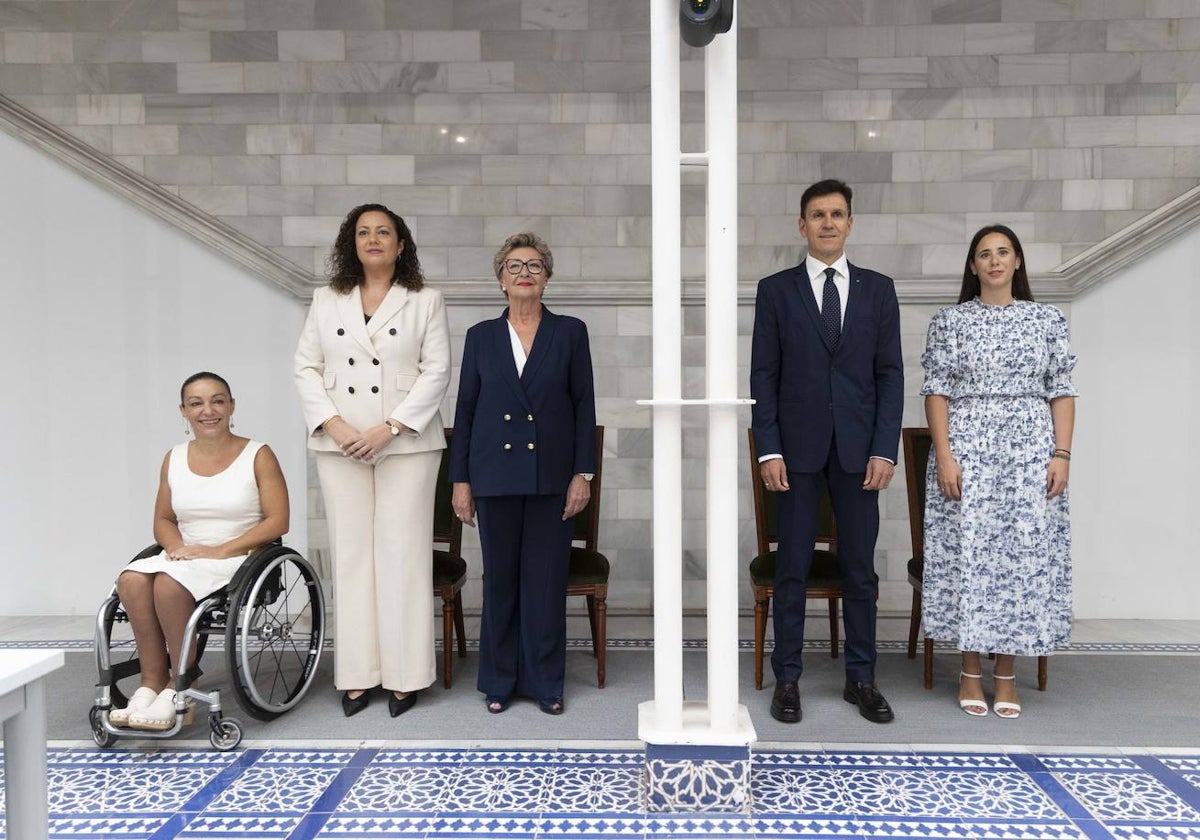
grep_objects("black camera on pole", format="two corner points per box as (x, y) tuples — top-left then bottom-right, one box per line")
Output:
(679, 0), (733, 48)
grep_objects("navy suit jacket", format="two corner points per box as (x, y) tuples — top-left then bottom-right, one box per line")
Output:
(750, 261), (903, 473)
(450, 306), (597, 497)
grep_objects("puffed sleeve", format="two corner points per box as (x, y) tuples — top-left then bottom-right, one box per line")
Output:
(919, 307), (958, 398)
(1043, 306), (1078, 399)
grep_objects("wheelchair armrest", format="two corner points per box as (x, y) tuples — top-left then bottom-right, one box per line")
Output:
(130, 544), (162, 563)
(224, 539), (287, 594)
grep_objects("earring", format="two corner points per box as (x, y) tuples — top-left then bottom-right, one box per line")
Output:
(183, 422), (191, 436)
(230, 421), (235, 429)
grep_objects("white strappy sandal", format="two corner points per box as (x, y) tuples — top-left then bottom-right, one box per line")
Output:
(992, 673), (1021, 719)
(958, 671), (988, 717)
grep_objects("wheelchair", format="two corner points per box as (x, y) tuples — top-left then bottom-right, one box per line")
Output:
(90, 542), (326, 751)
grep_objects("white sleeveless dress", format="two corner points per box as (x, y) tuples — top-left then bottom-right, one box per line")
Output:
(124, 440), (265, 600)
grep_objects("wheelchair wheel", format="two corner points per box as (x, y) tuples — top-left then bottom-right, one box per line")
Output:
(209, 716), (243, 752)
(225, 546), (325, 721)
(89, 705), (117, 748)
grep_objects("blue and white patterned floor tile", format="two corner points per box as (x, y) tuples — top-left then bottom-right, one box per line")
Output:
(4, 747), (1200, 838)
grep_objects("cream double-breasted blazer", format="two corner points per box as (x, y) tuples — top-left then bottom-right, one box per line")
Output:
(295, 283), (451, 461)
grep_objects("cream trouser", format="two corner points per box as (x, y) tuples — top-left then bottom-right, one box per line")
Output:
(316, 449), (440, 692)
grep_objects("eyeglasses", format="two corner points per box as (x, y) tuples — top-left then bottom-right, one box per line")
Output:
(503, 259), (545, 275)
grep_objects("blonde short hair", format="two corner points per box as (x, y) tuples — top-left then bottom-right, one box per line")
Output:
(492, 231), (554, 280)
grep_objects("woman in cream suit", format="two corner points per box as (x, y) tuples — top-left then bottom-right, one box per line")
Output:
(295, 204), (450, 718)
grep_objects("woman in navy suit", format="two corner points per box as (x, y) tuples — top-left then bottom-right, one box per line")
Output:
(450, 232), (597, 715)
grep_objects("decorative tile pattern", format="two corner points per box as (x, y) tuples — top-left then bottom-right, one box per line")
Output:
(10, 636), (1200, 653)
(2, 747), (1200, 839)
(645, 747), (752, 814)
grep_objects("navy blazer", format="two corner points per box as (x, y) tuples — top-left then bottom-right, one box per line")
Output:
(750, 261), (904, 473)
(450, 306), (597, 497)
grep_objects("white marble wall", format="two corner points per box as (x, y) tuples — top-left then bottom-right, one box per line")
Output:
(0, 0), (1187, 614)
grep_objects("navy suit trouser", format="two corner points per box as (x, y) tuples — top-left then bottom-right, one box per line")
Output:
(771, 438), (880, 685)
(475, 493), (574, 703)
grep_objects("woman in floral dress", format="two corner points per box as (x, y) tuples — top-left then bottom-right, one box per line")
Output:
(920, 224), (1077, 719)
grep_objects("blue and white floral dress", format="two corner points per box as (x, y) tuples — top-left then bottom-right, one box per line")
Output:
(919, 298), (1077, 656)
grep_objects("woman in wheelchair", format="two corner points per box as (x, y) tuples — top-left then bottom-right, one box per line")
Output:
(109, 371), (289, 730)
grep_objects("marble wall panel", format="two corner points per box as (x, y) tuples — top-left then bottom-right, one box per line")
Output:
(179, 123), (245, 155)
(1141, 51), (1200, 83)
(111, 124), (177, 155)
(925, 117), (994, 149)
(314, 123), (382, 154)
(210, 31), (277, 62)
(1107, 19), (1178, 51)
(1064, 114), (1137, 146)
(1070, 51), (1141, 84)
(1136, 113), (1200, 144)
(249, 185), (314, 216)
(315, 0), (384, 32)
(347, 154), (413, 185)
(211, 154), (280, 184)
(245, 1), (315, 31)
(1035, 20), (1107, 52)
(929, 55), (999, 87)
(1032, 83), (1105, 116)
(998, 53), (1070, 85)
(757, 27), (830, 59)
(933, 0), (1002, 23)
(247, 125), (313, 155)
(787, 58), (858, 90)
(413, 154), (481, 185)
(993, 180), (1063, 210)
(176, 1), (245, 32)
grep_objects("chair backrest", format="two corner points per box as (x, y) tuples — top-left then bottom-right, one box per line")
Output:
(901, 427), (933, 560)
(433, 428), (463, 555)
(747, 428), (834, 555)
(572, 425), (605, 551)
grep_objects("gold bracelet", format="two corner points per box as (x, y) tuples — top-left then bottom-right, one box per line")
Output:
(1051, 452), (1070, 462)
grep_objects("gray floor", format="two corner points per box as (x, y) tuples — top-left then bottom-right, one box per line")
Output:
(52, 643), (1200, 749)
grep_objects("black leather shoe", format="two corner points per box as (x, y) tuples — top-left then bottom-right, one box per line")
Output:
(389, 690), (418, 718)
(844, 679), (895, 723)
(341, 690), (370, 718)
(770, 681), (801, 723)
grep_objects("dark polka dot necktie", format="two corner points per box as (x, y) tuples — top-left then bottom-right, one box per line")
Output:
(821, 266), (841, 346)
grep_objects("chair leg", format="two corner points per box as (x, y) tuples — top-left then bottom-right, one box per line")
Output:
(453, 592), (466, 658)
(586, 594), (600, 659)
(907, 589), (921, 659)
(924, 637), (934, 690)
(1037, 655), (1047, 691)
(753, 591), (768, 691)
(595, 590), (607, 689)
(828, 598), (839, 659)
(441, 593), (454, 690)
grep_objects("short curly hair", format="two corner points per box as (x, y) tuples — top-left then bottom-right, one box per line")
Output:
(492, 231), (554, 280)
(327, 203), (423, 294)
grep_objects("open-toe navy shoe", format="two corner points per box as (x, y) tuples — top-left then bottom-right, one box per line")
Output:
(485, 695), (511, 714)
(538, 697), (564, 715)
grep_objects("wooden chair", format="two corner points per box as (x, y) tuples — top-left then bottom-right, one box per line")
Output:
(747, 428), (842, 690)
(902, 426), (1047, 691)
(566, 425), (610, 688)
(432, 428), (468, 689)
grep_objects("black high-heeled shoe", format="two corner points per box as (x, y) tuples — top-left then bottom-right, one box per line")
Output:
(341, 690), (371, 717)
(389, 690), (418, 718)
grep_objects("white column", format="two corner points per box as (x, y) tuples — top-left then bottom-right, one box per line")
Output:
(644, 0), (683, 734)
(704, 3), (740, 734)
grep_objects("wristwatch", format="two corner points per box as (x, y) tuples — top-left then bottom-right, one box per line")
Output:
(580, 473), (594, 482)
(386, 420), (402, 436)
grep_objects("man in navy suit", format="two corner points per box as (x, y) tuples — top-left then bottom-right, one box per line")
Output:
(750, 180), (903, 724)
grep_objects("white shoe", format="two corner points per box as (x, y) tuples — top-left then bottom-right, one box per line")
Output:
(109, 686), (158, 727)
(129, 688), (179, 731)
(992, 673), (1021, 719)
(958, 672), (988, 717)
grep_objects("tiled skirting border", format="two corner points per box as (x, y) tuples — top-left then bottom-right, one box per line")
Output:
(6, 638), (1200, 653)
(4, 747), (1200, 839)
